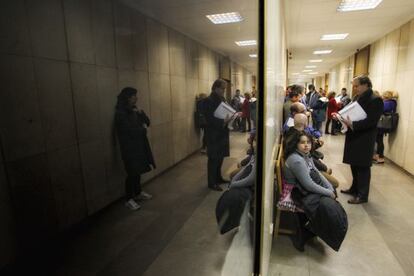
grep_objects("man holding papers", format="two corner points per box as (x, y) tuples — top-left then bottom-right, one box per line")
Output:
(336, 76), (383, 204)
(204, 79), (233, 191)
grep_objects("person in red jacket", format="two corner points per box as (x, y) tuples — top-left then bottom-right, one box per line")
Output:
(325, 91), (339, 135)
(241, 92), (251, 132)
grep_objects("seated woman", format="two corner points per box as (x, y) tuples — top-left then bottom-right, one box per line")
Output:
(283, 131), (336, 251)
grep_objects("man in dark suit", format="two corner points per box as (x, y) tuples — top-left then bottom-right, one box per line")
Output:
(339, 76), (383, 204)
(204, 79), (232, 191)
(306, 84), (324, 131)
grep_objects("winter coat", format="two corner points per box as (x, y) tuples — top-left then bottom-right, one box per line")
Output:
(241, 99), (251, 118)
(327, 98), (339, 119)
(343, 88), (383, 166)
(204, 92), (230, 158)
(115, 108), (155, 173)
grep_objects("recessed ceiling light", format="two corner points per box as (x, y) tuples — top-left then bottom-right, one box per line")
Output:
(321, 33), (349, 40)
(305, 65), (317, 68)
(309, 72), (318, 75)
(206, 12), (244, 24)
(235, 40), (257, 46)
(291, 73), (300, 75)
(337, 0), (382, 12)
(309, 59), (323, 63)
(303, 69), (313, 72)
(249, 54), (257, 58)
(313, 50), (333, 55)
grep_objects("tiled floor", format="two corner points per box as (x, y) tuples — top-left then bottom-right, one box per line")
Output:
(269, 133), (414, 276)
(53, 131), (253, 276)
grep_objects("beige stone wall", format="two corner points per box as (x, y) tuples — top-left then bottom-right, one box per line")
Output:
(369, 19), (414, 172)
(328, 55), (355, 94)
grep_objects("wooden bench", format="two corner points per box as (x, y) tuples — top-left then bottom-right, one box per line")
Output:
(274, 140), (303, 237)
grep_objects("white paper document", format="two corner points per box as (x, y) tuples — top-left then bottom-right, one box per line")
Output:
(286, 117), (294, 127)
(337, 101), (367, 133)
(214, 102), (237, 119)
(338, 101), (367, 122)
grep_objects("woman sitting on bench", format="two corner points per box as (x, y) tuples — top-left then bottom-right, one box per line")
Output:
(283, 131), (336, 251)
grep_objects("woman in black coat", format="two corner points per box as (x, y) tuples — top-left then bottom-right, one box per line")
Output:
(115, 87), (156, 210)
(339, 77), (383, 204)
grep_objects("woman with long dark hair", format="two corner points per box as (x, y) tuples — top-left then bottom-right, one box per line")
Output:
(115, 87), (156, 210)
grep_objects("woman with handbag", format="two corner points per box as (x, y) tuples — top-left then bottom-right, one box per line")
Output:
(373, 91), (398, 164)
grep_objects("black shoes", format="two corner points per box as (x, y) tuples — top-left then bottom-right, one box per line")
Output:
(348, 197), (368, 204)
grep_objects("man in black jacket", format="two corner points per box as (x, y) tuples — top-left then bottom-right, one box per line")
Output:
(339, 76), (383, 204)
(204, 79), (232, 191)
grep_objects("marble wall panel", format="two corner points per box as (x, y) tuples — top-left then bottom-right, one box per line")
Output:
(149, 73), (172, 126)
(402, 121), (414, 173)
(91, 0), (116, 67)
(383, 28), (400, 76)
(113, 0), (134, 69)
(397, 22), (411, 72)
(63, 0), (95, 64)
(48, 146), (87, 229)
(171, 76), (187, 120)
(198, 45), (209, 80)
(186, 78), (199, 117)
(79, 141), (108, 215)
(0, 55), (45, 162)
(131, 10), (148, 72)
(0, 160), (16, 268)
(168, 30), (186, 77)
(118, 69), (135, 91)
(150, 123), (174, 173)
(172, 119), (189, 163)
(34, 58), (77, 151)
(97, 66), (118, 146)
(70, 63), (101, 143)
(6, 154), (57, 241)
(406, 20), (414, 71)
(135, 71), (151, 115)
(26, 0), (68, 60)
(146, 18), (170, 74)
(198, 79), (210, 96)
(0, 0), (31, 55)
(185, 38), (199, 79)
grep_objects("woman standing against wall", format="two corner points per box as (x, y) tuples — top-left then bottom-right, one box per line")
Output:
(373, 91), (398, 164)
(115, 87), (155, 210)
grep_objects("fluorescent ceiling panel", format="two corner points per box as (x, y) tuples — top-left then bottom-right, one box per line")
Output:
(309, 72), (319, 75)
(303, 69), (313, 72)
(206, 12), (244, 24)
(291, 73), (300, 75)
(249, 54), (257, 58)
(313, 50), (333, 54)
(235, 40), (257, 46)
(321, 33), (349, 40)
(309, 59), (323, 63)
(337, 0), (383, 12)
(305, 65), (317, 68)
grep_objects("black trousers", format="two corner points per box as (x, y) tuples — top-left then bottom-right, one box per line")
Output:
(376, 132), (385, 157)
(124, 160), (142, 200)
(241, 117), (251, 132)
(208, 156), (224, 187)
(201, 127), (207, 149)
(325, 118), (338, 134)
(350, 165), (371, 200)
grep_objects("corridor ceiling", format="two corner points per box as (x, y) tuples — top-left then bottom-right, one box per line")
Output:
(286, 0), (414, 82)
(124, 0), (258, 73)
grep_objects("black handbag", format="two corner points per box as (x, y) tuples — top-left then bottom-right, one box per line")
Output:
(377, 112), (399, 133)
